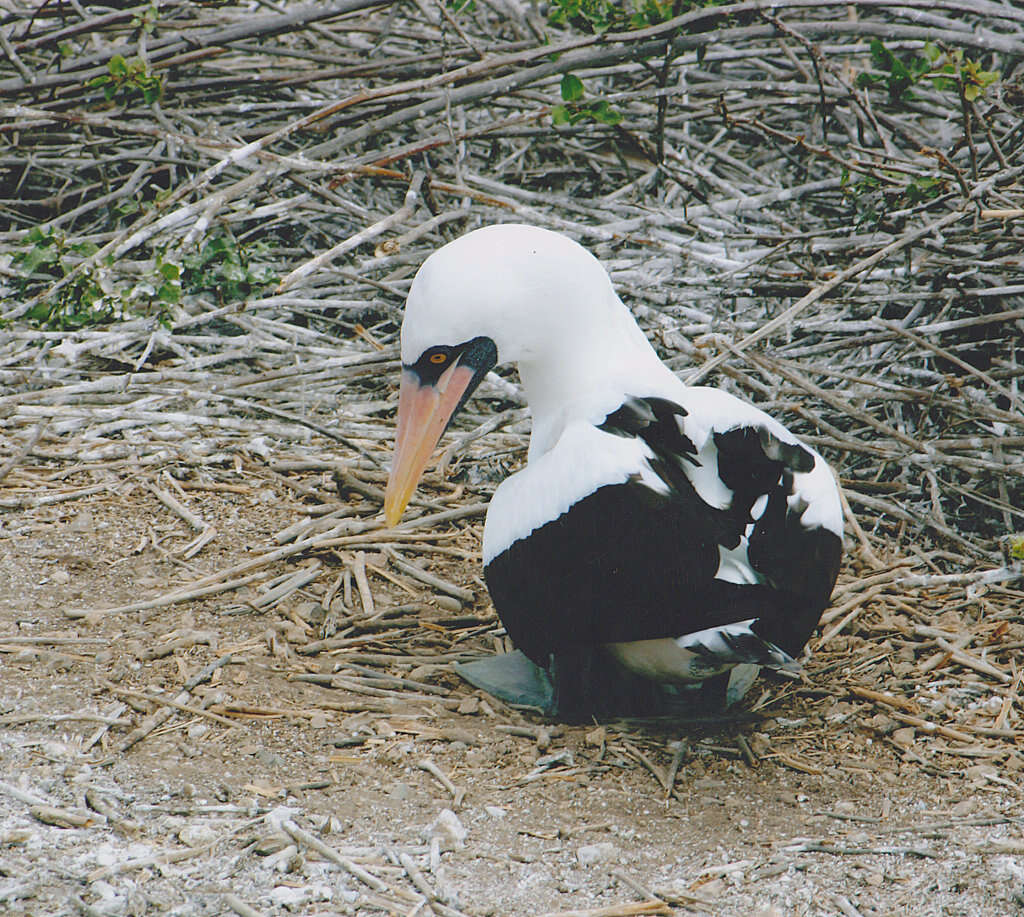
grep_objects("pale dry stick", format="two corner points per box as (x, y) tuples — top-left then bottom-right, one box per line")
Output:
(224, 894), (265, 917)
(889, 712), (974, 744)
(933, 638), (1012, 684)
(148, 478), (208, 532)
(873, 317), (1024, 417)
(84, 788), (142, 838)
(103, 683), (241, 728)
(622, 741), (670, 794)
(0, 420), (47, 484)
(0, 780), (51, 807)
(833, 894), (867, 917)
(817, 584), (889, 643)
(30, 806), (97, 828)
(68, 567), (284, 621)
(281, 818), (389, 893)
(251, 561), (324, 611)
(540, 901), (671, 917)
(114, 655), (233, 754)
(0, 29), (34, 83)
(0, 482), (108, 510)
(664, 740), (689, 802)
(918, 629), (974, 675)
(64, 517), (368, 619)
(82, 703), (129, 753)
(277, 172), (424, 292)
(900, 567), (1023, 590)
(994, 665), (1022, 731)
(397, 851), (442, 907)
(388, 551), (475, 603)
(351, 551), (376, 617)
(685, 207), (971, 386)
(417, 759), (465, 808)
(0, 710), (131, 727)
(391, 502), (489, 532)
(847, 685), (919, 714)
(829, 562), (917, 600)
(1, 0), (387, 95)
(836, 482), (885, 569)
(87, 839), (222, 882)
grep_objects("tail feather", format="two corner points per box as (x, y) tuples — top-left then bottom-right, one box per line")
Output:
(676, 619), (802, 675)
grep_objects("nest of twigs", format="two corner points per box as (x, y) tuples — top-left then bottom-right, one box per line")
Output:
(2, 0), (1023, 793)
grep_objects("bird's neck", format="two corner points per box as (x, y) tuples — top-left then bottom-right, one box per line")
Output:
(517, 323), (676, 460)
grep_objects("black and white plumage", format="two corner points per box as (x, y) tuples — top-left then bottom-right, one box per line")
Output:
(384, 224), (843, 718)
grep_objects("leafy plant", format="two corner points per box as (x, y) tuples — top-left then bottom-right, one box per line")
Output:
(12, 228), (124, 329)
(178, 232), (277, 304)
(857, 40), (999, 103)
(547, 0), (683, 33)
(840, 169), (949, 228)
(86, 54), (163, 105)
(11, 226), (276, 331)
(552, 71), (622, 126)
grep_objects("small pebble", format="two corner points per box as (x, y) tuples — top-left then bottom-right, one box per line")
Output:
(951, 799), (976, 816)
(429, 808), (467, 847)
(178, 824), (218, 847)
(433, 594), (462, 612)
(576, 842), (616, 866)
(891, 727), (916, 747)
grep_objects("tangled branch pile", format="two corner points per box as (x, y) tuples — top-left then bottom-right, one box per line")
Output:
(1, 0), (1022, 570)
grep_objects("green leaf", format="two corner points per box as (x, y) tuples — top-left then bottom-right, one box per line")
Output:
(868, 39), (889, 70)
(551, 105), (571, 125)
(963, 83), (980, 101)
(26, 303), (54, 323)
(589, 99), (622, 125)
(108, 54), (128, 78)
(159, 261), (180, 281)
(157, 282), (180, 303)
(560, 73), (584, 102)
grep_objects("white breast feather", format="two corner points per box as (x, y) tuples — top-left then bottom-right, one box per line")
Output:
(482, 421), (665, 564)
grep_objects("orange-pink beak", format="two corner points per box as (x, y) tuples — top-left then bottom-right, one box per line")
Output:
(383, 361), (477, 526)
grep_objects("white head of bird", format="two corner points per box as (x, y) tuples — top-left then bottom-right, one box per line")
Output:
(384, 223), (674, 526)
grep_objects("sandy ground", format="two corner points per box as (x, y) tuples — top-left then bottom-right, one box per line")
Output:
(2, 463), (1023, 917)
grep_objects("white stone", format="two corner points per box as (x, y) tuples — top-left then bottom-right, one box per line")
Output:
(577, 842), (617, 866)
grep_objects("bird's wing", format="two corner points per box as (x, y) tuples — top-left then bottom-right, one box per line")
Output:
(483, 392), (841, 665)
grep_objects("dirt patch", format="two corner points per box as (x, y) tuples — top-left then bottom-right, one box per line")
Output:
(2, 465), (1023, 917)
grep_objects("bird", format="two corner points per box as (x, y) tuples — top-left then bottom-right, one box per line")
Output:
(383, 223), (843, 719)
